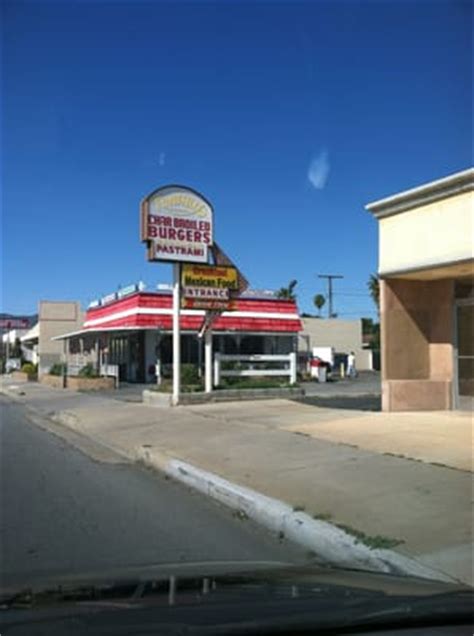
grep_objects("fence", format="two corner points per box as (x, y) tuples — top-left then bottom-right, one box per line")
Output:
(99, 363), (120, 388)
(213, 353), (297, 387)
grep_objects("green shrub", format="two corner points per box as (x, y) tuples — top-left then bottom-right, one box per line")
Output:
(21, 363), (37, 376)
(153, 369), (203, 393)
(154, 379), (172, 393)
(221, 360), (244, 371)
(49, 363), (66, 376)
(181, 364), (200, 385)
(78, 363), (98, 378)
(217, 378), (295, 390)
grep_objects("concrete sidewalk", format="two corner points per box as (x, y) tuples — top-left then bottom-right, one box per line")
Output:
(188, 399), (472, 471)
(1, 377), (472, 586)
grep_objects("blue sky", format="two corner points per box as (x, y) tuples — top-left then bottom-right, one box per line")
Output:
(2, 0), (472, 318)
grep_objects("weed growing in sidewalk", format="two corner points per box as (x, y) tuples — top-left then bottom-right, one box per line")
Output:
(335, 523), (404, 550)
(383, 452), (468, 473)
(312, 512), (404, 550)
(312, 512), (333, 522)
(232, 509), (249, 521)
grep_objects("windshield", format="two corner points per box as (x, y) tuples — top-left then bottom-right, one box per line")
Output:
(1, 0), (472, 631)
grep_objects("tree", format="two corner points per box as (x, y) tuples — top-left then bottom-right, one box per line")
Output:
(276, 279), (298, 300)
(313, 294), (326, 317)
(361, 316), (380, 350)
(368, 274), (380, 312)
(361, 317), (374, 335)
(10, 337), (22, 358)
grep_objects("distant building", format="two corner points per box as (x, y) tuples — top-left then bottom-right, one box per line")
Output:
(21, 301), (84, 376)
(299, 317), (373, 371)
(2, 328), (30, 345)
(367, 168), (473, 411)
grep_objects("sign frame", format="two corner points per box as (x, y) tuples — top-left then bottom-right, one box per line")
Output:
(141, 185), (214, 264)
(180, 263), (239, 310)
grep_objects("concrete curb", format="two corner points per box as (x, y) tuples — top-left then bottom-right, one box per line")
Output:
(135, 446), (456, 585)
(0, 382), (28, 403)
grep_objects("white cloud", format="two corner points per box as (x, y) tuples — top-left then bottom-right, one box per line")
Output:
(308, 150), (330, 190)
(158, 152), (166, 167)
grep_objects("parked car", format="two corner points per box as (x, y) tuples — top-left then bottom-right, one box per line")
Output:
(5, 358), (21, 373)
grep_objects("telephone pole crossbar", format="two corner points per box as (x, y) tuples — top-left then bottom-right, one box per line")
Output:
(317, 274), (344, 318)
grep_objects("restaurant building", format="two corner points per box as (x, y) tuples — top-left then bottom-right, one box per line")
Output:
(56, 288), (302, 383)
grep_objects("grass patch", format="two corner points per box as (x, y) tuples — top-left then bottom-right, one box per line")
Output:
(216, 378), (297, 390)
(292, 504), (306, 512)
(312, 512), (333, 522)
(153, 380), (204, 394)
(311, 512), (403, 550)
(232, 509), (249, 521)
(335, 523), (403, 550)
(152, 377), (298, 392)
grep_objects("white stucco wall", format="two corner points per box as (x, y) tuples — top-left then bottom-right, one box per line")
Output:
(38, 301), (84, 375)
(378, 191), (473, 275)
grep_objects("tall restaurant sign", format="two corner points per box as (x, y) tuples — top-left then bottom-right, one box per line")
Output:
(141, 186), (213, 263)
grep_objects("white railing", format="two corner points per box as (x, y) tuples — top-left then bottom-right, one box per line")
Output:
(100, 363), (120, 388)
(213, 353), (297, 387)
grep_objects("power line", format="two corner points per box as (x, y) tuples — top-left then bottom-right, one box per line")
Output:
(337, 310), (378, 316)
(317, 274), (344, 318)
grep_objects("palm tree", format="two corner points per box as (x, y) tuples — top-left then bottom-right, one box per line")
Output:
(368, 274), (380, 312)
(313, 294), (326, 317)
(276, 279), (298, 300)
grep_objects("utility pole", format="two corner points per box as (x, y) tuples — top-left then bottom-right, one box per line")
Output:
(318, 274), (344, 318)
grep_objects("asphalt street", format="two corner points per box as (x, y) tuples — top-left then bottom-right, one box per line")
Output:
(0, 397), (306, 590)
(300, 372), (382, 410)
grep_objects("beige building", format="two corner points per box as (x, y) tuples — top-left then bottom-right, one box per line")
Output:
(366, 168), (473, 411)
(299, 317), (373, 370)
(21, 301), (84, 376)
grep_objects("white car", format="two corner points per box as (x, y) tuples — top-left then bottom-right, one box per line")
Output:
(5, 358), (21, 373)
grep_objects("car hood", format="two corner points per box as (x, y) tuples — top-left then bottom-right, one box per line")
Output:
(1, 561), (472, 635)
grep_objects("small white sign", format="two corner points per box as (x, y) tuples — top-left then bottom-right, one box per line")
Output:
(183, 287), (230, 300)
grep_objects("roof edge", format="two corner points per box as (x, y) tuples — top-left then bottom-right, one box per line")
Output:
(365, 168), (474, 219)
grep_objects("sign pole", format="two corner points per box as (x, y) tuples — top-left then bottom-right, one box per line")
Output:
(172, 262), (181, 405)
(204, 329), (212, 393)
(5, 322), (10, 366)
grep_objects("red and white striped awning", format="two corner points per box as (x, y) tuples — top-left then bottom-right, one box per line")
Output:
(82, 292), (302, 333)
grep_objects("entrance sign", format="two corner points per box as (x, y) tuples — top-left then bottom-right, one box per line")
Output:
(181, 264), (238, 310)
(141, 186), (213, 263)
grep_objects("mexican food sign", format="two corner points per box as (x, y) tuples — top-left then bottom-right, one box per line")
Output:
(181, 264), (239, 310)
(141, 186), (213, 263)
